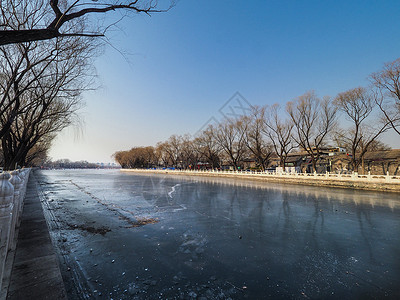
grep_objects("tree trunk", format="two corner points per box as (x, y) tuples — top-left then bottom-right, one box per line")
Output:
(361, 157), (365, 175)
(280, 159), (285, 168)
(311, 159), (317, 173)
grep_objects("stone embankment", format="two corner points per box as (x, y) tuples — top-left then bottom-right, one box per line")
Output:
(122, 169), (400, 193)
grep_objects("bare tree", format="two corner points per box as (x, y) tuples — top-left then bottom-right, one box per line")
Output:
(24, 134), (54, 166)
(113, 150), (131, 168)
(193, 125), (221, 169)
(243, 106), (273, 170)
(0, 8), (95, 169)
(363, 139), (391, 152)
(286, 91), (337, 172)
(370, 58), (400, 135)
(334, 87), (390, 173)
(0, 0), (172, 45)
(153, 135), (197, 169)
(179, 134), (199, 169)
(155, 135), (183, 168)
(142, 146), (157, 167)
(214, 118), (247, 170)
(155, 141), (171, 167)
(263, 103), (295, 168)
(113, 146), (156, 168)
(0, 42), (59, 140)
(1, 80), (82, 169)
(0, 3), (96, 139)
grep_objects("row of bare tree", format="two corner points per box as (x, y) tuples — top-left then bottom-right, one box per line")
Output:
(114, 58), (400, 172)
(1, 1), (166, 170)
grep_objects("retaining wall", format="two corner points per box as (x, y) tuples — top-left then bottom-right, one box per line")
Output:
(122, 169), (400, 193)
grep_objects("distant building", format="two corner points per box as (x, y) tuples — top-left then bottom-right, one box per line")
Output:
(242, 148), (400, 175)
(330, 149), (400, 175)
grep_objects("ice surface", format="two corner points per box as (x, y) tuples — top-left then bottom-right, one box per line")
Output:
(37, 169), (400, 299)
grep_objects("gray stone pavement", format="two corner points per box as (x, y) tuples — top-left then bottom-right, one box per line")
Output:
(5, 173), (67, 300)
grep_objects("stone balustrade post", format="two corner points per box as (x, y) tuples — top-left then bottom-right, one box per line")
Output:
(8, 171), (23, 251)
(0, 172), (15, 292)
(18, 170), (27, 199)
(386, 171), (391, 183)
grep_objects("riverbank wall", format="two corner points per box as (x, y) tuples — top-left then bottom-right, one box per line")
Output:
(121, 169), (400, 193)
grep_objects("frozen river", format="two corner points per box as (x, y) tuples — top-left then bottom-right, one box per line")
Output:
(36, 169), (400, 299)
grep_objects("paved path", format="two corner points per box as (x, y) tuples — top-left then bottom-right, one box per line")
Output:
(6, 174), (67, 300)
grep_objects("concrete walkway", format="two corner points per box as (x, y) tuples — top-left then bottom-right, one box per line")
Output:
(5, 174), (67, 299)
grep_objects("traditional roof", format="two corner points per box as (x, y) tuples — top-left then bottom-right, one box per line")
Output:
(363, 149), (400, 161)
(330, 149), (400, 163)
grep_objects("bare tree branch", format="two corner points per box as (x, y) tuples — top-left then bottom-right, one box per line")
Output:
(333, 87), (391, 173)
(0, 0), (172, 45)
(370, 58), (400, 135)
(286, 91), (337, 172)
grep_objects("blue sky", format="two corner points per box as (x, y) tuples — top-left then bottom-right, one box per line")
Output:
(50, 0), (400, 163)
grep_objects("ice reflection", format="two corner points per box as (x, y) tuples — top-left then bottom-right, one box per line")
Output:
(119, 173), (400, 298)
(134, 173), (399, 210)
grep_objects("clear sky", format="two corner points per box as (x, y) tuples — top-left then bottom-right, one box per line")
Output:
(49, 0), (400, 163)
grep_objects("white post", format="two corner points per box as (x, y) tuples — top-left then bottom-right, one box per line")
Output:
(386, 171), (391, 183)
(18, 169), (28, 202)
(0, 173), (15, 292)
(8, 171), (23, 251)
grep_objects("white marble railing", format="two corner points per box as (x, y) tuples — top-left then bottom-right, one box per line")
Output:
(0, 168), (31, 292)
(125, 168), (400, 184)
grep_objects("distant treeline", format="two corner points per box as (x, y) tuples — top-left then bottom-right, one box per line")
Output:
(43, 159), (100, 169)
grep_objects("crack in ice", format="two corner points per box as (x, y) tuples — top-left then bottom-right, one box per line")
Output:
(168, 184), (181, 198)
